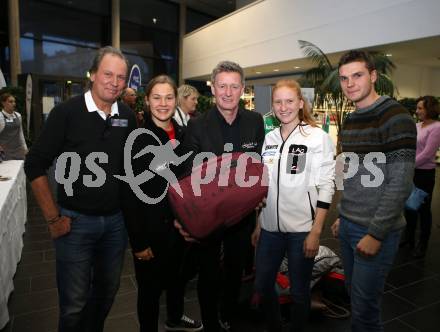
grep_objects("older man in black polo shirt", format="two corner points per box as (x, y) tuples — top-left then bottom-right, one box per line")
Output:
(24, 46), (137, 332)
(177, 60), (265, 332)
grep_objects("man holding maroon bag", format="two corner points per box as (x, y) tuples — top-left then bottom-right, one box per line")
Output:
(175, 60), (265, 332)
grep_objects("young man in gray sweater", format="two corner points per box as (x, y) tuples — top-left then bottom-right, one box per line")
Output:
(331, 50), (416, 332)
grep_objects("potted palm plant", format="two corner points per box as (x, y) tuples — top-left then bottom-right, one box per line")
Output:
(298, 40), (396, 142)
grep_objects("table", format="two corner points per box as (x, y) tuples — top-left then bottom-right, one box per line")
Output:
(0, 160), (27, 329)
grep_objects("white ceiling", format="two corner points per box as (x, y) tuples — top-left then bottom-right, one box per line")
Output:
(190, 35), (440, 81)
(169, 0), (237, 17)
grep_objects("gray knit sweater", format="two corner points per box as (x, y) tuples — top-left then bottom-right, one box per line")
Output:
(338, 96), (416, 240)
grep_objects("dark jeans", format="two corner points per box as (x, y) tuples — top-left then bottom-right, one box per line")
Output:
(254, 230), (314, 332)
(55, 208), (127, 332)
(339, 217), (401, 332)
(186, 217), (254, 332)
(404, 168), (436, 247)
(133, 227), (188, 332)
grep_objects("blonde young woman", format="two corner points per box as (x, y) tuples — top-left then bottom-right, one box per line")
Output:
(254, 79), (335, 332)
(0, 93), (28, 160)
(173, 84), (199, 127)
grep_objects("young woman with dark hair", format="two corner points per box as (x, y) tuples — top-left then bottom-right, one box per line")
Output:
(0, 92), (28, 160)
(403, 96), (440, 258)
(121, 75), (202, 332)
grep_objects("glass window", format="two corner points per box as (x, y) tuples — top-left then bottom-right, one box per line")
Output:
(17, 0), (179, 81)
(121, 0), (178, 33)
(125, 53), (153, 86)
(42, 0), (109, 16)
(120, 18), (178, 82)
(20, 0), (103, 47)
(152, 30), (178, 63)
(21, 37), (96, 77)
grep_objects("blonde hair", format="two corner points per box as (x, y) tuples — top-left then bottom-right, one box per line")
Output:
(272, 79), (317, 132)
(177, 84), (199, 107)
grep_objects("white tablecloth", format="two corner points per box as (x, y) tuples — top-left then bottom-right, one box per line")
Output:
(0, 160), (27, 329)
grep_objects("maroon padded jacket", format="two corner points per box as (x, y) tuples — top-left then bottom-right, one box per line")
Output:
(169, 152), (268, 239)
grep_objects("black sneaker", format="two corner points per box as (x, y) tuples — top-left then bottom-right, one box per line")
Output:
(165, 315), (203, 332)
(219, 319), (231, 332)
(412, 244), (427, 259)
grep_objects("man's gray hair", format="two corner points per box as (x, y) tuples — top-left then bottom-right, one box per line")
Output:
(211, 60), (245, 85)
(88, 46), (129, 87)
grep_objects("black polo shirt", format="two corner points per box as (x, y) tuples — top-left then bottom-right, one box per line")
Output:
(214, 107), (241, 152)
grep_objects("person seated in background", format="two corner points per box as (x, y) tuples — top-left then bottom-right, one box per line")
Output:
(0, 92), (28, 160)
(402, 96), (440, 258)
(253, 79), (335, 332)
(121, 75), (202, 332)
(173, 84), (200, 127)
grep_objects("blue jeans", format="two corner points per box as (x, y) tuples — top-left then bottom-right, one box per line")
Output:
(255, 230), (314, 332)
(55, 208), (128, 332)
(339, 217), (401, 332)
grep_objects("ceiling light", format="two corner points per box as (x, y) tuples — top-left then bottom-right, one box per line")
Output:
(256, 71), (262, 74)
(152, 18), (158, 24)
(294, 66), (300, 69)
(273, 69), (279, 72)
(386, 53), (392, 57)
(206, 81), (211, 86)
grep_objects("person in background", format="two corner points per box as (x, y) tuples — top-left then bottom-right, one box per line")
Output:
(173, 84), (200, 127)
(331, 50), (416, 332)
(24, 46), (137, 332)
(0, 92), (28, 160)
(253, 79), (335, 332)
(263, 110), (281, 134)
(402, 96), (440, 258)
(122, 87), (144, 127)
(121, 75), (202, 332)
(122, 87), (137, 109)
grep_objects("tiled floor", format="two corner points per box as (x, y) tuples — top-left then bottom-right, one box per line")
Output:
(2, 169), (439, 332)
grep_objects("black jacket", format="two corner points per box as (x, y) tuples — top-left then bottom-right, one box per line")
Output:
(121, 115), (186, 253)
(182, 106), (265, 236)
(24, 95), (137, 215)
(184, 106), (265, 158)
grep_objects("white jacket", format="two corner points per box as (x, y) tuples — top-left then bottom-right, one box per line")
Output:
(261, 123), (335, 233)
(173, 107), (190, 127)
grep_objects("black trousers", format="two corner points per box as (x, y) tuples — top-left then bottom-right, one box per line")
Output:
(186, 216), (255, 332)
(133, 228), (189, 332)
(404, 168), (436, 246)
